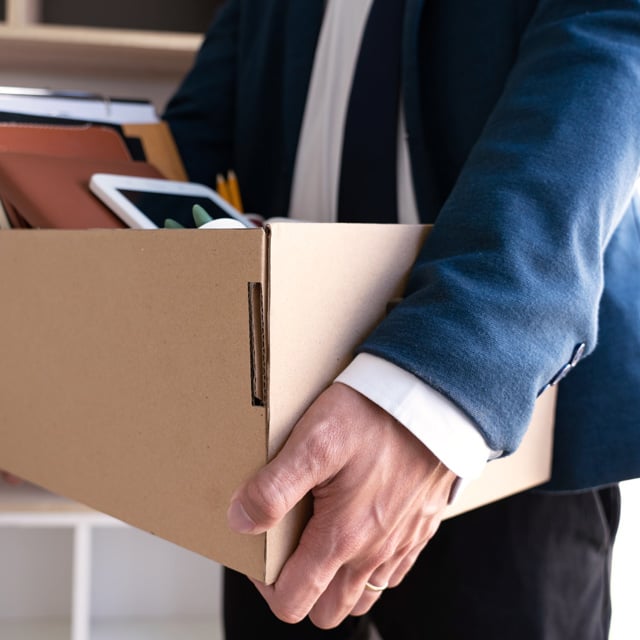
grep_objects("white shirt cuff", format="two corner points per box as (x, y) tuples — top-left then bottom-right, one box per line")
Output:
(335, 353), (500, 481)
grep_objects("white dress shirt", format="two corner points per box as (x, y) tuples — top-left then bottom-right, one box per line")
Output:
(288, 0), (498, 482)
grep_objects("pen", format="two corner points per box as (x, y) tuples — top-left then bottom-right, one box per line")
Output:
(216, 173), (231, 204)
(226, 170), (244, 212)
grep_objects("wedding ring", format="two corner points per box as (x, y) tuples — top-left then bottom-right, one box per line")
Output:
(365, 580), (389, 593)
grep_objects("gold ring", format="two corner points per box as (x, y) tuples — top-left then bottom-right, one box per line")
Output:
(365, 580), (389, 593)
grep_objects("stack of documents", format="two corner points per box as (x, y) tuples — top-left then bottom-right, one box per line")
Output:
(0, 86), (159, 125)
(0, 86), (188, 230)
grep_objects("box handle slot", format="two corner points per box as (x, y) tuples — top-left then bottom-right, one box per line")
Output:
(248, 282), (266, 407)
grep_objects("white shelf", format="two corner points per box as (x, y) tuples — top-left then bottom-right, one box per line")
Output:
(0, 24), (201, 75)
(91, 619), (222, 640)
(0, 619), (222, 640)
(0, 0), (203, 74)
(0, 4), (224, 637)
(0, 619), (72, 640)
(0, 0), (204, 108)
(0, 4), (225, 635)
(0, 481), (119, 524)
(0, 483), (223, 640)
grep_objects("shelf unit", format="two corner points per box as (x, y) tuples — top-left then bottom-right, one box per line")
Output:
(0, 4), (226, 637)
(0, 0), (221, 110)
(0, 482), (224, 640)
(0, 0), (209, 70)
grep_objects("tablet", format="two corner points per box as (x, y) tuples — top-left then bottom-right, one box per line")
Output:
(89, 173), (256, 229)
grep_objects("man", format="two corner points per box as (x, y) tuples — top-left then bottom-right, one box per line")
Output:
(163, 1), (640, 637)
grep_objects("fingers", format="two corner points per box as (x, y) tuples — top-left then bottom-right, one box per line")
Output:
(349, 579), (390, 618)
(309, 515), (440, 625)
(348, 538), (433, 619)
(257, 470), (448, 628)
(226, 383), (458, 629)
(253, 511), (363, 625)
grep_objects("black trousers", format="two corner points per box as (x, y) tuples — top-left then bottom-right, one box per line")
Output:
(223, 486), (621, 640)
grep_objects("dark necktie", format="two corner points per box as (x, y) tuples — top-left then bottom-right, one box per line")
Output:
(337, 0), (406, 224)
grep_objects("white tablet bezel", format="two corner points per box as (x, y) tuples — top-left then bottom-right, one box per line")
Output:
(88, 173), (255, 229)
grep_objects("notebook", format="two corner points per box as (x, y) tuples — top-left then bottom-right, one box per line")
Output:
(0, 119), (147, 160)
(0, 122), (133, 161)
(0, 152), (165, 229)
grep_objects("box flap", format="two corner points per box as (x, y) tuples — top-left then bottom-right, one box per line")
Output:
(0, 228), (269, 580)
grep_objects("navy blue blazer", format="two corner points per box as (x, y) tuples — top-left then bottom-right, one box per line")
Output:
(164, 0), (640, 491)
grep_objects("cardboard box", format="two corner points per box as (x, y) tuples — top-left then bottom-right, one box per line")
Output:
(0, 223), (555, 584)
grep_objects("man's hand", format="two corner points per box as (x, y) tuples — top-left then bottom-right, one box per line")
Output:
(227, 382), (457, 629)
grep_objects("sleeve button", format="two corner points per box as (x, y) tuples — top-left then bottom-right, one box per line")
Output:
(570, 342), (587, 367)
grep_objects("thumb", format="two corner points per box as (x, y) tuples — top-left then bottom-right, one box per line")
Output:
(227, 384), (361, 534)
(226, 387), (346, 534)
(227, 451), (318, 535)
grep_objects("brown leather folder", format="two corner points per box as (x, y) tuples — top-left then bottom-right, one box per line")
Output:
(0, 123), (133, 161)
(0, 152), (165, 229)
(0, 123), (141, 228)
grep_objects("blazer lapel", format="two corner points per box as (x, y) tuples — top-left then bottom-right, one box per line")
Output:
(402, 0), (441, 223)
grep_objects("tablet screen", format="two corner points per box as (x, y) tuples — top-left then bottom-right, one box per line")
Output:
(118, 189), (234, 228)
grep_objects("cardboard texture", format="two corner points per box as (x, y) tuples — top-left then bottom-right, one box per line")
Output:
(0, 223), (555, 584)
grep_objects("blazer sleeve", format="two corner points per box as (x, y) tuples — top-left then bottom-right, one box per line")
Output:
(360, 0), (640, 455)
(162, 0), (241, 186)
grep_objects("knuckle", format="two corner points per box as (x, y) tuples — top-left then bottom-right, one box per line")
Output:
(321, 526), (360, 560)
(310, 613), (343, 631)
(244, 469), (290, 523)
(425, 521), (441, 541)
(380, 529), (403, 556)
(309, 599), (354, 631)
(367, 539), (395, 568)
(303, 418), (344, 476)
(274, 604), (308, 625)
(419, 501), (440, 519)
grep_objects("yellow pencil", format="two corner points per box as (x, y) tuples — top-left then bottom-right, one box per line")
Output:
(216, 173), (231, 203)
(226, 170), (244, 213)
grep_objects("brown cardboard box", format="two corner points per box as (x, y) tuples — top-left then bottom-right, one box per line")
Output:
(0, 222), (555, 584)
